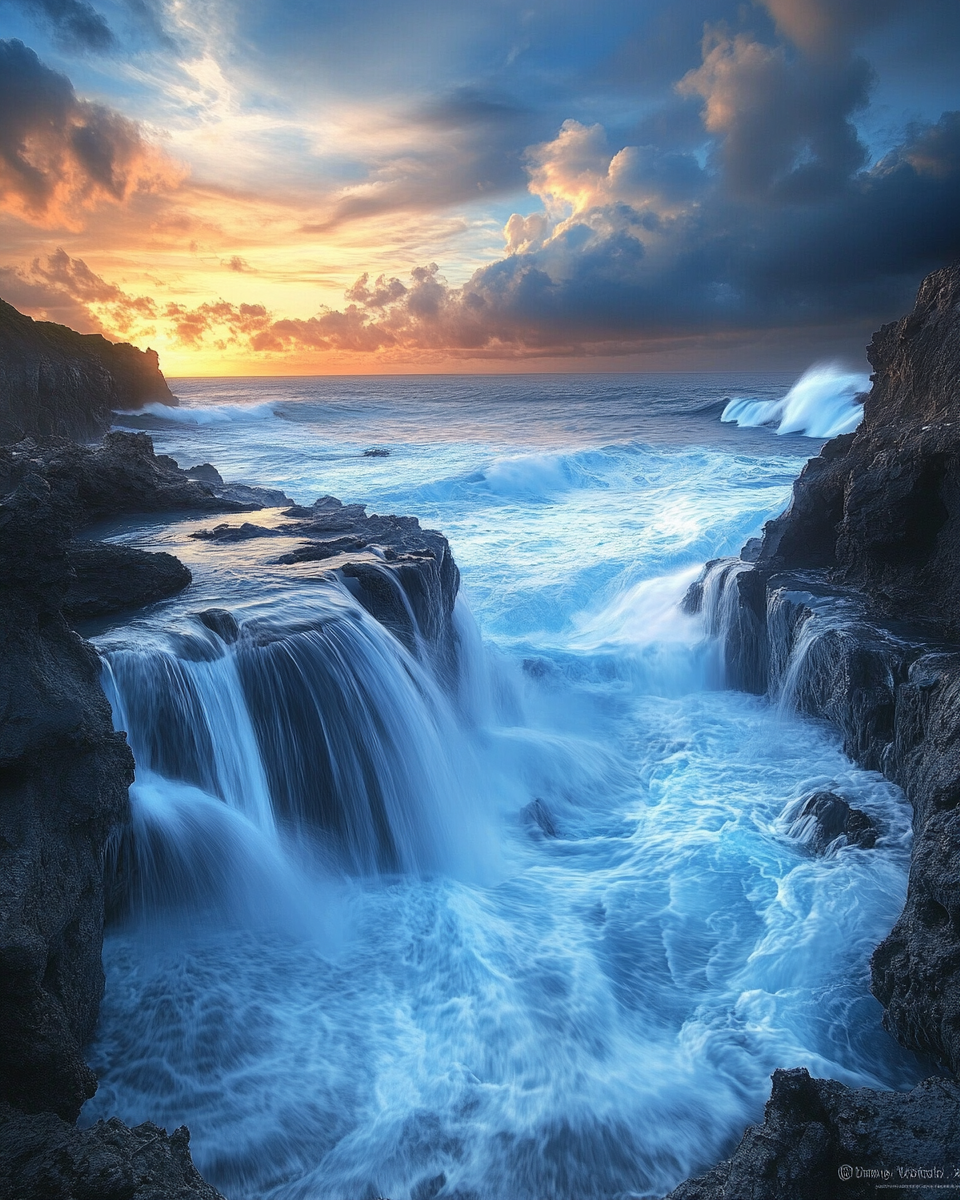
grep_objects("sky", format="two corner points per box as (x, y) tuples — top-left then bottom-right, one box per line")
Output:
(0, 0), (958, 374)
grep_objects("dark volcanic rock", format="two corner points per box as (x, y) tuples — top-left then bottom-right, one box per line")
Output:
(196, 608), (240, 643)
(0, 468), (134, 1120)
(191, 521), (281, 542)
(276, 535), (367, 562)
(65, 543), (192, 620)
(0, 1102), (226, 1200)
(206, 495), (463, 680)
(664, 1068), (960, 1200)
(671, 266), (960, 1197)
(788, 790), (878, 854)
(0, 297), (175, 443)
(756, 263), (960, 638)
(0, 431), (290, 526)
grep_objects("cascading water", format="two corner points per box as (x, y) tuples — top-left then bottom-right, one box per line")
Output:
(85, 373), (924, 1200)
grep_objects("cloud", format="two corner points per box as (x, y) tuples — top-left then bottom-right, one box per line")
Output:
(0, 39), (183, 229)
(757, 0), (906, 56)
(302, 88), (534, 233)
(0, 247), (157, 335)
(155, 98), (960, 361)
(12, 0), (115, 52)
(678, 29), (871, 200)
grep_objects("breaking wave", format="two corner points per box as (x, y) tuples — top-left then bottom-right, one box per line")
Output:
(721, 363), (869, 439)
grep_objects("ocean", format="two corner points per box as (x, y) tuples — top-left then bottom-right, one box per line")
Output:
(81, 367), (919, 1200)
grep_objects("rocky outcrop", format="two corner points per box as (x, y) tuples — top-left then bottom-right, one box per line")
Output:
(670, 264), (960, 1196)
(0, 431), (291, 527)
(0, 1103), (226, 1200)
(757, 263), (960, 637)
(667, 1068), (960, 1200)
(0, 428), (299, 1190)
(787, 790), (878, 854)
(192, 494), (462, 683)
(65, 544), (193, 621)
(0, 299), (176, 443)
(0, 464), (134, 1121)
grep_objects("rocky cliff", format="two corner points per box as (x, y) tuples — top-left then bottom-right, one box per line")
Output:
(669, 262), (960, 1196)
(0, 424), (464, 1196)
(0, 299), (176, 443)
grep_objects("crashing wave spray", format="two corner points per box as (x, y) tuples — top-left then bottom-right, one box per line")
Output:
(722, 363), (869, 438)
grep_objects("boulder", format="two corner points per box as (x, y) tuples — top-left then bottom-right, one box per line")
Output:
(64, 543), (192, 621)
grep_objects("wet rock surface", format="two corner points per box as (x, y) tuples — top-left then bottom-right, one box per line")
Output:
(0, 297), (175, 443)
(194, 494), (462, 682)
(665, 1068), (960, 1200)
(64, 543), (192, 620)
(789, 790), (879, 854)
(0, 428), (298, 1191)
(757, 263), (960, 637)
(673, 265), (960, 1196)
(0, 1103), (226, 1200)
(0, 460), (134, 1121)
(0, 432), (291, 527)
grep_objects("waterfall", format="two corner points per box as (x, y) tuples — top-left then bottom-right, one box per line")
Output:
(103, 586), (491, 919)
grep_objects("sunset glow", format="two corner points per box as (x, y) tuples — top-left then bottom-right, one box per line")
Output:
(1, 0), (958, 372)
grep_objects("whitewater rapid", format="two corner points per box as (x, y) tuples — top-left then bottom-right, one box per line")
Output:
(84, 368), (916, 1200)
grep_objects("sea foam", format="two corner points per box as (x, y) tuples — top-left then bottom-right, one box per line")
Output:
(721, 363), (869, 438)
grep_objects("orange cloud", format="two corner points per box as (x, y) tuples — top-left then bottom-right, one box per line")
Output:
(0, 39), (184, 231)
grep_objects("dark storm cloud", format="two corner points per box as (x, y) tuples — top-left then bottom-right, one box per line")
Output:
(10, 0), (114, 52)
(758, 0), (907, 56)
(678, 30), (873, 201)
(0, 39), (180, 226)
(179, 103), (960, 359)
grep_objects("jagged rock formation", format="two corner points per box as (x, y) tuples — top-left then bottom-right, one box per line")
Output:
(758, 263), (960, 636)
(0, 431), (291, 526)
(669, 264), (960, 1196)
(191, 494), (462, 682)
(0, 299), (176, 442)
(668, 1068), (960, 1200)
(0, 430), (299, 1191)
(0, 459), (135, 1122)
(0, 1103), (225, 1200)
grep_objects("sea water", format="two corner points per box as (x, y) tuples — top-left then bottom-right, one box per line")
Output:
(82, 368), (920, 1200)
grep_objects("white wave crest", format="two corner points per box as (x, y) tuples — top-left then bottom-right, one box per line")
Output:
(721, 363), (869, 438)
(113, 400), (277, 426)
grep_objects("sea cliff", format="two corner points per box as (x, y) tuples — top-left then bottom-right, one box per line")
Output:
(0, 297), (176, 443)
(669, 262), (960, 1196)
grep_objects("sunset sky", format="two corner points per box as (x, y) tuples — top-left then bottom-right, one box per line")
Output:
(1, 0), (958, 374)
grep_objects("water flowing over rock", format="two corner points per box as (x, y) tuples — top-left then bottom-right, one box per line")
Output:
(0, 406), (466, 1192)
(0, 298), (176, 442)
(671, 262), (960, 1195)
